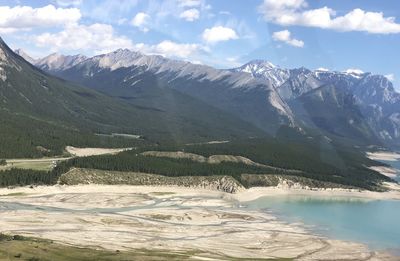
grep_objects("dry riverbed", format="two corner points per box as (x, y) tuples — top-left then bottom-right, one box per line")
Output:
(0, 185), (396, 260)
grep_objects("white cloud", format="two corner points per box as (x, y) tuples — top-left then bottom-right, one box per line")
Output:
(225, 56), (242, 67)
(385, 74), (395, 82)
(131, 12), (151, 32)
(259, 0), (400, 34)
(55, 0), (82, 7)
(219, 11), (231, 15)
(117, 18), (128, 25)
(83, 0), (139, 23)
(272, 30), (304, 47)
(134, 40), (203, 59)
(0, 5), (81, 31)
(191, 60), (203, 65)
(0, 28), (19, 34)
(32, 23), (133, 54)
(202, 26), (238, 44)
(316, 67), (329, 71)
(178, 0), (201, 7)
(179, 8), (200, 21)
(345, 68), (364, 74)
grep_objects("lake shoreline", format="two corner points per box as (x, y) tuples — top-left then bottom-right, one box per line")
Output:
(2, 181), (400, 201)
(0, 184), (397, 260)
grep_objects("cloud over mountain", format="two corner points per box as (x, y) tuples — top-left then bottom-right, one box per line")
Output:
(259, 0), (400, 34)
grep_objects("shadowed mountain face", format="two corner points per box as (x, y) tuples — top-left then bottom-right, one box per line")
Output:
(36, 49), (295, 136)
(16, 46), (400, 149)
(0, 38), (267, 157)
(234, 61), (400, 148)
(2, 38), (394, 189)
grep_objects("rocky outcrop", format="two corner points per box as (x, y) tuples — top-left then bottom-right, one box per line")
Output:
(240, 174), (355, 190)
(141, 151), (303, 174)
(142, 151), (268, 168)
(60, 168), (244, 193)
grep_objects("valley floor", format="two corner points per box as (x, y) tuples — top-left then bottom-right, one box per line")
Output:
(0, 185), (398, 260)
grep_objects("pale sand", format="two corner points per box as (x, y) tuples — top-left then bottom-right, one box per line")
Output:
(366, 151), (399, 179)
(0, 185), (397, 260)
(369, 166), (398, 178)
(367, 151), (400, 161)
(234, 182), (400, 202)
(65, 146), (132, 157)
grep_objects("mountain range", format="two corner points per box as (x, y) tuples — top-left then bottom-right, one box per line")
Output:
(234, 60), (399, 146)
(0, 37), (265, 157)
(1, 36), (397, 189)
(20, 46), (400, 149)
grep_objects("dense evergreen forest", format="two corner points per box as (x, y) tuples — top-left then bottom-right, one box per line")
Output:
(0, 136), (391, 190)
(0, 169), (55, 187)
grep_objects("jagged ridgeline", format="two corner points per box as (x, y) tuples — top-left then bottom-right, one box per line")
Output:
(0, 37), (265, 158)
(34, 48), (400, 149)
(0, 36), (394, 191)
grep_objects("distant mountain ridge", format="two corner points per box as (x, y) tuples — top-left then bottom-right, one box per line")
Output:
(16, 47), (400, 148)
(35, 53), (88, 72)
(0, 38), (266, 157)
(32, 48), (296, 135)
(233, 60), (400, 147)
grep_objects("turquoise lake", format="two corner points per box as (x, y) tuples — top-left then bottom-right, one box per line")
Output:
(245, 159), (400, 255)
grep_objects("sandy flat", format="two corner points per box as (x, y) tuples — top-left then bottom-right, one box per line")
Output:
(367, 151), (400, 161)
(0, 185), (397, 260)
(369, 166), (398, 178)
(65, 146), (132, 157)
(234, 182), (400, 202)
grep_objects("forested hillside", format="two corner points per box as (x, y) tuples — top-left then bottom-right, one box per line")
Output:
(0, 37), (264, 158)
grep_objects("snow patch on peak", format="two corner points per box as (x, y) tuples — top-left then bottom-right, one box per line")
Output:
(247, 59), (276, 68)
(233, 60), (290, 88)
(345, 68), (364, 75)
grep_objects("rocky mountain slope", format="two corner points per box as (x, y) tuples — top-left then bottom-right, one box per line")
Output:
(37, 49), (295, 135)
(1, 37), (264, 157)
(17, 46), (400, 148)
(233, 60), (400, 148)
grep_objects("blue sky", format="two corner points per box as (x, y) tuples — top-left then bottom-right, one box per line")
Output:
(0, 0), (399, 89)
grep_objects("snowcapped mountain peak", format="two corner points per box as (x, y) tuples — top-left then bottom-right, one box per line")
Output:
(316, 67), (329, 72)
(232, 59), (290, 88)
(343, 68), (366, 79)
(238, 60), (277, 74)
(246, 59), (276, 69)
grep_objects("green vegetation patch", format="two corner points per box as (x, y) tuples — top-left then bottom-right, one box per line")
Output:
(0, 233), (288, 261)
(0, 192), (27, 197)
(0, 169), (57, 187)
